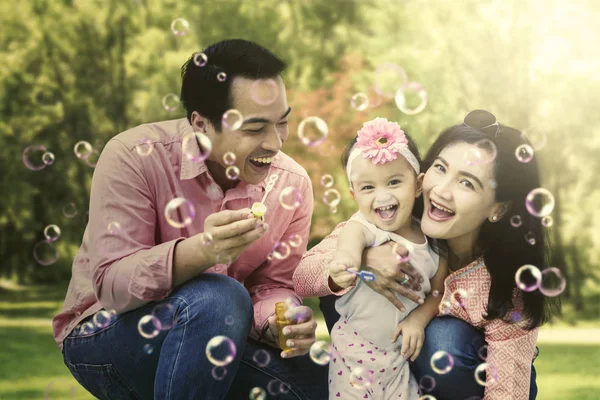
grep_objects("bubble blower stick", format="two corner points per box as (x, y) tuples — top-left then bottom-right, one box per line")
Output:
(251, 174), (279, 222)
(275, 301), (292, 352)
(345, 267), (376, 282)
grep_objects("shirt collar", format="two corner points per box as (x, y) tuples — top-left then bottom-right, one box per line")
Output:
(178, 120), (272, 194)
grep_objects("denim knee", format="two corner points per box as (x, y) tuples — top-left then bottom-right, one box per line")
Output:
(413, 316), (485, 372)
(169, 273), (253, 330)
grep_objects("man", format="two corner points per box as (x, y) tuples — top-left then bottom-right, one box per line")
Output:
(53, 39), (327, 399)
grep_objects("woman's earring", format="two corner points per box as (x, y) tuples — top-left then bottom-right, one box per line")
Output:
(491, 215), (498, 222)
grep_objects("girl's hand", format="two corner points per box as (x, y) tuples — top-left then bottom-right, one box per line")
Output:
(391, 316), (425, 362)
(328, 257), (358, 289)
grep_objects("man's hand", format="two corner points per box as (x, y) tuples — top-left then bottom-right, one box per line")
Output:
(266, 305), (318, 359)
(391, 315), (426, 362)
(200, 208), (268, 266)
(362, 241), (425, 312)
(328, 257), (359, 290)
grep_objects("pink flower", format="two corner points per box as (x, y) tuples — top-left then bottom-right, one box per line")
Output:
(354, 117), (408, 164)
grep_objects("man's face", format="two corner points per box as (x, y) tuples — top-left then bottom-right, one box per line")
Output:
(197, 75), (290, 185)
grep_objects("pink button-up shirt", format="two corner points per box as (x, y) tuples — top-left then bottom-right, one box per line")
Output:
(52, 118), (314, 350)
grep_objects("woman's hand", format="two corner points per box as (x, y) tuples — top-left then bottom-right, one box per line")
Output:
(362, 241), (425, 312)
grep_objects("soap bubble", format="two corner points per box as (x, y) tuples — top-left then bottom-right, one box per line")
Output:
(42, 151), (55, 166)
(217, 72), (227, 82)
(464, 139), (497, 166)
(136, 138), (154, 157)
(162, 93), (180, 112)
(515, 264), (542, 292)
(539, 267), (566, 297)
(73, 141), (93, 160)
(137, 315), (162, 339)
(225, 166), (240, 180)
(212, 366), (227, 380)
(309, 341), (332, 365)
(320, 174), (334, 188)
(374, 63), (408, 99)
(350, 92), (369, 111)
(222, 109), (244, 131)
(474, 362), (497, 386)
(152, 301), (176, 330)
(395, 82), (428, 115)
(23, 145), (48, 171)
(143, 344), (154, 355)
(298, 117), (328, 147)
(510, 215), (522, 228)
(272, 241), (291, 260)
(419, 375), (436, 392)
(525, 231), (536, 245)
(170, 18), (189, 36)
(193, 52), (208, 67)
(322, 188), (341, 209)
(430, 351), (454, 375)
(252, 349), (271, 368)
(349, 366), (374, 389)
(93, 310), (113, 329)
(287, 233), (302, 248)
(515, 144), (534, 163)
(223, 152), (236, 166)
(33, 240), (59, 266)
(392, 239), (416, 263)
(525, 188), (555, 218)
(43, 224), (61, 242)
(164, 197), (196, 229)
(541, 216), (553, 227)
(182, 132), (212, 163)
(251, 78), (279, 105)
(279, 186), (303, 210)
(249, 387), (266, 400)
(206, 335), (237, 367)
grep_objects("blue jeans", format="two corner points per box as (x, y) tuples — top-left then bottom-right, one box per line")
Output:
(62, 274), (328, 400)
(319, 295), (538, 400)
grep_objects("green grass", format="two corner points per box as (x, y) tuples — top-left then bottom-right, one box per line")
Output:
(1, 284), (599, 399)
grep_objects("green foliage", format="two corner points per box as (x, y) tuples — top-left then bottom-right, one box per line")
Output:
(0, 0), (598, 316)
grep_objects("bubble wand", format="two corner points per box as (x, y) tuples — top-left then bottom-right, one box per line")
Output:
(251, 174), (279, 221)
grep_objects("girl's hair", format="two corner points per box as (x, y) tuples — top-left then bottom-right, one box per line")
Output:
(423, 124), (560, 329)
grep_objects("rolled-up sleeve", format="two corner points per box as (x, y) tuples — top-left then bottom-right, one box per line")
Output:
(293, 221), (355, 298)
(89, 139), (181, 313)
(244, 175), (314, 342)
(484, 319), (538, 400)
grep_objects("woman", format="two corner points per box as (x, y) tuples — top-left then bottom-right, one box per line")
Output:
(294, 110), (559, 399)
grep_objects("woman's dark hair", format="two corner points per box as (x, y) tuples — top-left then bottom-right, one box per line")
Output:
(180, 39), (287, 131)
(341, 129), (431, 247)
(423, 124), (560, 329)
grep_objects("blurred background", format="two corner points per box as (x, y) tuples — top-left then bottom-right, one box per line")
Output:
(1, 0), (599, 398)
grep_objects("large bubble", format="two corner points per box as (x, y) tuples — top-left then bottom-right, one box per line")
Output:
(525, 188), (555, 218)
(206, 335), (237, 367)
(297, 117), (328, 147)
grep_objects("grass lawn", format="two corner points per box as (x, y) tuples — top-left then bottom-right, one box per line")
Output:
(1, 284), (599, 399)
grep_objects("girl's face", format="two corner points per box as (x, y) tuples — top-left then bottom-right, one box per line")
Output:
(350, 155), (423, 232)
(421, 142), (506, 242)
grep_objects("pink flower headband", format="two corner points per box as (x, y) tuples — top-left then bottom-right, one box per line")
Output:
(346, 117), (420, 183)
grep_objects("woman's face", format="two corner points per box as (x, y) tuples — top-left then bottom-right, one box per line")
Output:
(421, 142), (503, 241)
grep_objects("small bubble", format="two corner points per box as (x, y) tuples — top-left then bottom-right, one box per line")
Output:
(138, 315), (162, 339)
(515, 144), (534, 163)
(349, 366), (374, 389)
(143, 343), (154, 355)
(272, 242), (291, 260)
(222, 109), (243, 131)
(251, 79), (279, 105)
(322, 188), (341, 209)
(93, 310), (113, 329)
(73, 141), (93, 159)
(223, 152), (236, 166)
(510, 215), (522, 228)
(33, 240), (59, 266)
(252, 349), (271, 368)
(287, 233), (302, 248)
(23, 145), (48, 171)
(320, 174), (334, 188)
(201, 232), (214, 246)
(193, 52), (208, 67)
(42, 151), (55, 166)
(182, 132), (212, 163)
(525, 231), (536, 245)
(539, 267), (566, 297)
(525, 188), (555, 217)
(419, 375), (436, 392)
(170, 18), (189, 36)
(541, 216), (553, 227)
(217, 72), (227, 82)
(350, 92), (369, 111)
(43, 224), (61, 242)
(162, 94), (180, 112)
(249, 387), (266, 400)
(211, 366), (227, 380)
(474, 362), (497, 386)
(395, 82), (428, 115)
(225, 166), (240, 180)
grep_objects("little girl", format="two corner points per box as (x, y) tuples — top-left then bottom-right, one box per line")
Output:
(308, 118), (447, 399)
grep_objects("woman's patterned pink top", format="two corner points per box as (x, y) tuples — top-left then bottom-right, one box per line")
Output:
(293, 222), (538, 400)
